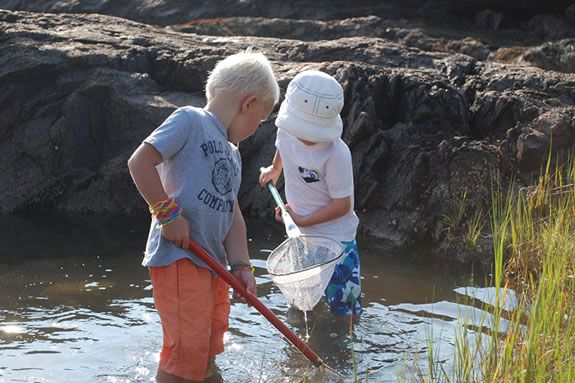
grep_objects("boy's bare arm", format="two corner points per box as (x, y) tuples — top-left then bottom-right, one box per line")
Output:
(224, 200), (257, 298)
(128, 143), (168, 204)
(282, 196), (351, 228)
(271, 149), (283, 172)
(259, 150), (283, 186)
(128, 143), (190, 248)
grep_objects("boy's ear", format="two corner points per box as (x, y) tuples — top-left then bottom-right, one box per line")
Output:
(241, 95), (259, 112)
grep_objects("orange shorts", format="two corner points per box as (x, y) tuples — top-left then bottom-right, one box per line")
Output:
(149, 258), (230, 381)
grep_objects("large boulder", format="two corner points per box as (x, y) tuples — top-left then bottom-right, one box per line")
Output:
(1, 10), (574, 263)
(1, 0), (572, 26)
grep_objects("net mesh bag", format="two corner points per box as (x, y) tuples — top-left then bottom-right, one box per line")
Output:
(266, 235), (344, 311)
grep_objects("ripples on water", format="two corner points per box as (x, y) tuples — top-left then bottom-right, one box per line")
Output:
(0, 217), (507, 382)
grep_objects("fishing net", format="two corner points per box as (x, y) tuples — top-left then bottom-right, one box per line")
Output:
(267, 235), (344, 311)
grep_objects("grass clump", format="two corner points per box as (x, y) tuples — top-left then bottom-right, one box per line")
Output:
(423, 157), (575, 382)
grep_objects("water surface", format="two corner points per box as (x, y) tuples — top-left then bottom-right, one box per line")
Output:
(0, 216), (496, 382)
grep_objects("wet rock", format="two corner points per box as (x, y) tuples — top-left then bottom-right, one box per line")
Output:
(491, 47), (528, 64)
(567, 4), (575, 21)
(516, 109), (575, 172)
(0, 9), (574, 263)
(0, 0), (449, 26)
(527, 13), (575, 41)
(517, 128), (550, 172)
(170, 16), (398, 42)
(475, 9), (504, 30)
(401, 30), (491, 61)
(523, 39), (575, 73)
(1, 0), (570, 25)
(445, 37), (491, 61)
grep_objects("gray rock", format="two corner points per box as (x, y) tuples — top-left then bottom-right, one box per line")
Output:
(523, 39), (575, 73)
(0, 9), (574, 263)
(475, 9), (504, 30)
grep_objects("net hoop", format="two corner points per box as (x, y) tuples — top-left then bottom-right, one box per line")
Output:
(266, 234), (345, 309)
(267, 237), (344, 278)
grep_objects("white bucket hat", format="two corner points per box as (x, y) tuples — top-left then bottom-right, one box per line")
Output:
(275, 70), (343, 143)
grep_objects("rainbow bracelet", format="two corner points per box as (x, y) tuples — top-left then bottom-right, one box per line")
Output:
(149, 198), (183, 227)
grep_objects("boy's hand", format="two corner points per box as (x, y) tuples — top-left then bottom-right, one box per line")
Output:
(161, 215), (190, 249)
(274, 206), (283, 223)
(275, 204), (305, 227)
(232, 269), (257, 302)
(259, 165), (281, 187)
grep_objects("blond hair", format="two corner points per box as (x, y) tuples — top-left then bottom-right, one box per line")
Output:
(206, 50), (280, 104)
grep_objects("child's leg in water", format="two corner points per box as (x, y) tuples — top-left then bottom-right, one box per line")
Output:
(156, 368), (203, 383)
(203, 356), (223, 383)
(204, 275), (229, 383)
(150, 259), (229, 382)
(324, 241), (362, 319)
(156, 356), (221, 382)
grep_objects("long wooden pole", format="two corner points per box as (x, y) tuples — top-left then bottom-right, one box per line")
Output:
(187, 239), (324, 367)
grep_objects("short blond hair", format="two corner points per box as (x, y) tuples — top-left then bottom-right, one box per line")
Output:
(206, 50), (280, 105)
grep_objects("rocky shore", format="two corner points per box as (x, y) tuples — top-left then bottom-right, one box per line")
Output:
(0, 1), (573, 262)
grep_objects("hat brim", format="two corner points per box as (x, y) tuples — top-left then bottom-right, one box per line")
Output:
(275, 101), (342, 143)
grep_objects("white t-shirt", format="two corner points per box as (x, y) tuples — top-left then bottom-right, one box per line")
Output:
(276, 128), (359, 242)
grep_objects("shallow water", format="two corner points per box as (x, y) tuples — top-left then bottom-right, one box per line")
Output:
(0, 216), (503, 382)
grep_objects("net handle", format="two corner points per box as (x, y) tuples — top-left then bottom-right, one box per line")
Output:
(187, 239), (323, 367)
(260, 168), (302, 238)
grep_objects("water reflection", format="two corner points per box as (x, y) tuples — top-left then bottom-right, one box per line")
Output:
(0, 216), (499, 382)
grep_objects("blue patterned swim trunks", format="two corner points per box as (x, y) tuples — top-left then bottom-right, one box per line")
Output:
(324, 240), (362, 316)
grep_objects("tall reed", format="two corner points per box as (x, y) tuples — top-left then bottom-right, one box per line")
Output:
(423, 157), (575, 382)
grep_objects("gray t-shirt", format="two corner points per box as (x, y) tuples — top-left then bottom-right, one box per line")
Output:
(142, 106), (242, 269)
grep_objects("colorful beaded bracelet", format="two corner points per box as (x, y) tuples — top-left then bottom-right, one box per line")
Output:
(149, 198), (183, 227)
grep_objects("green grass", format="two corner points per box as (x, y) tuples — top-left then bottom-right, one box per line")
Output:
(309, 157), (575, 382)
(422, 157), (575, 382)
(441, 188), (486, 254)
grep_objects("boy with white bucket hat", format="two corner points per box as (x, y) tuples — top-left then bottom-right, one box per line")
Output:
(260, 70), (362, 318)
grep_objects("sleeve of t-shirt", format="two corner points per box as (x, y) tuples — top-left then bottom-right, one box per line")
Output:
(324, 143), (354, 199)
(274, 129), (282, 148)
(143, 108), (191, 160)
